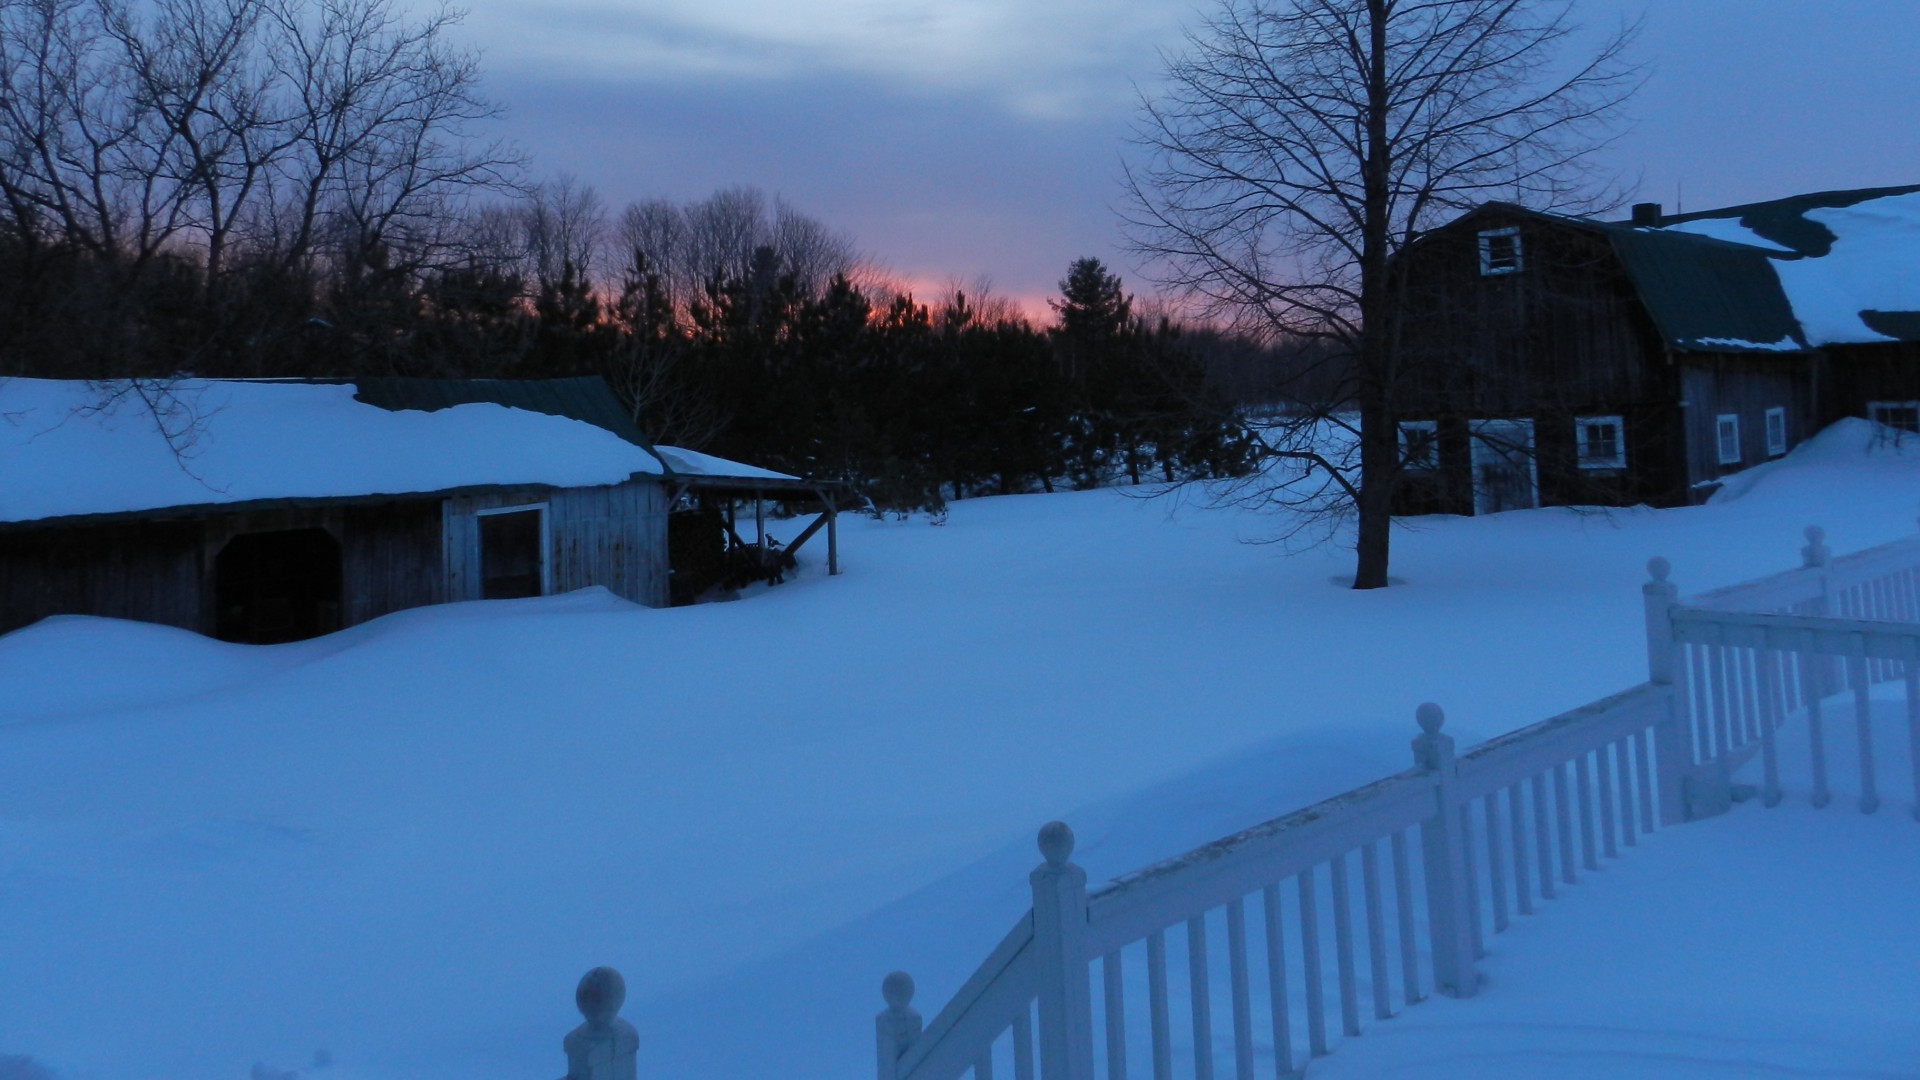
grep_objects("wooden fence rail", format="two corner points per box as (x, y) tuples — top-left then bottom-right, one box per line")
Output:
(864, 521), (1920, 1080)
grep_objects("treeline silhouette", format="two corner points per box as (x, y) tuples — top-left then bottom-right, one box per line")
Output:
(0, 0), (1254, 509)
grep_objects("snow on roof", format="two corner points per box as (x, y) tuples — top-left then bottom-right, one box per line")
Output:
(0, 378), (666, 525)
(1660, 216), (1795, 253)
(653, 445), (799, 482)
(1651, 186), (1920, 349)
(1770, 192), (1920, 345)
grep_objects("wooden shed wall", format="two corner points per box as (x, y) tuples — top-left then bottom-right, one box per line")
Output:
(0, 519), (203, 637)
(442, 479), (668, 608)
(1677, 354), (1813, 491)
(342, 502), (445, 624)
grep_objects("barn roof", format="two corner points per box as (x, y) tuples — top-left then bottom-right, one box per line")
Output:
(0, 377), (679, 526)
(1459, 184), (1920, 355)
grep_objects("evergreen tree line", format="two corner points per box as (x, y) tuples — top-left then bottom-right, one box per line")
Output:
(0, 0), (1251, 509)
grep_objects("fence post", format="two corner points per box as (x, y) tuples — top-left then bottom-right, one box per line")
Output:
(875, 971), (922, 1080)
(562, 967), (638, 1080)
(1644, 558), (1693, 825)
(1411, 704), (1477, 998)
(1031, 821), (1097, 1080)
(1803, 525), (1839, 696)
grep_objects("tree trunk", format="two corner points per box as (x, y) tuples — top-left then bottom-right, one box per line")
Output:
(1352, 403), (1394, 589)
(1351, 0), (1395, 592)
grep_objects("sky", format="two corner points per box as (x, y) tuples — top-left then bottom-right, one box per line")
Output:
(452, 0), (1920, 317)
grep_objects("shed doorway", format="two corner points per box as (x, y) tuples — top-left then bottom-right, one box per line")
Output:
(1470, 419), (1538, 515)
(478, 505), (548, 599)
(214, 527), (343, 643)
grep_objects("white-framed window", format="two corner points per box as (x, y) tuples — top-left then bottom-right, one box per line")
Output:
(1868, 400), (1920, 433)
(1574, 415), (1626, 469)
(1764, 406), (1788, 456)
(1478, 227), (1523, 275)
(1715, 414), (1742, 466)
(476, 502), (550, 599)
(1399, 420), (1439, 469)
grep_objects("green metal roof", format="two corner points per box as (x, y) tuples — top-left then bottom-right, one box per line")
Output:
(1602, 227), (1808, 353)
(348, 377), (665, 458)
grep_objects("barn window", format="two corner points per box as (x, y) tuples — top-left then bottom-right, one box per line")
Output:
(478, 504), (548, 599)
(1399, 420), (1439, 469)
(1575, 415), (1625, 469)
(1868, 400), (1920, 433)
(1716, 414), (1742, 465)
(1765, 407), (1788, 456)
(1478, 227), (1522, 275)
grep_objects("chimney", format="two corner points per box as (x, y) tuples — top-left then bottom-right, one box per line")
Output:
(1631, 202), (1663, 227)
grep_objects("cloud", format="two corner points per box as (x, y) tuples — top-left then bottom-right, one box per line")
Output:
(461, 0), (1187, 119)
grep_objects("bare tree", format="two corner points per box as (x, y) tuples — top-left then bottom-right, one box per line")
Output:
(1126, 0), (1637, 588)
(519, 173), (605, 290)
(617, 185), (861, 317)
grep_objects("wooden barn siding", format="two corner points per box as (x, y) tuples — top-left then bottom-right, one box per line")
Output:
(1819, 343), (1920, 426)
(443, 479), (668, 607)
(1677, 354), (1812, 492)
(1394, 213), (1663, 414)
(0, 519), (204, 636)
(341, 502), (444, 625)
(1393, 402), (1686, 516)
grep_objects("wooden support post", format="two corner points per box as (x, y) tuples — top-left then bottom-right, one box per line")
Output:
(875, 971), (922, 1080)
(1411, 704), (1477, 998)
(755, 496), (766, 557)
(1030, 821), (1097, 1080)
(1644, 557), (1692, 825)
(826, 493), (839, 576)
(563, 967), (639, 1080)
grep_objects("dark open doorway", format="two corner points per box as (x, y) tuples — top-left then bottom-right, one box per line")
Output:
(214, 527), (343, 643)
(479, 506), (546, 599)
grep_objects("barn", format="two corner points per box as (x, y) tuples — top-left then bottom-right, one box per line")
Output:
(0, 376), (842, 642)
(1389, 183), (1920, 515)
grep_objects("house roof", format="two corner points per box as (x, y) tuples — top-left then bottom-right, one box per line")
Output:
(1463, 184), (1920, 355)
(0, 377), (675, 526)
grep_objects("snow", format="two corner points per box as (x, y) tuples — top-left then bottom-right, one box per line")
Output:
(2, 425), (1918, 1079)
(1657, 190), (1920, 348)
(0, 379), (665, 525)
(652, 444), (798, 481)
(1309, 694), (1920, 1079)
(1657, 217), (1794, 253)
(1771, 190), (1920, 345)
(1686, 333), (1802, 353)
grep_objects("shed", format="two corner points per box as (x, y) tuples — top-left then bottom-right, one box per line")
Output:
(0, 377), (843, 641)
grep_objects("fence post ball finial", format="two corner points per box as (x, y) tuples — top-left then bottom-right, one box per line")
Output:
(574, 966), (626, 1028)
(1037, 820), (1075, 866)
(1415, 702), (1446, 734)
(881, 970), (915, 1010)
(1805, 524), (1825, 545)
(1646, 556), (1670, 583)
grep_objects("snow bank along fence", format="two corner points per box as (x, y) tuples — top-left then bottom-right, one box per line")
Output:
(862, 523), (1920, 1080)
(535, 525), (1920, 1080)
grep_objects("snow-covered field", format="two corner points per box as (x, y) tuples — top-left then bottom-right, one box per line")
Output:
(2, 421), (1917, 1080)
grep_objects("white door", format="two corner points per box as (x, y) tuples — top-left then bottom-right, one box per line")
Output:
(1470, 419), (1538, 515)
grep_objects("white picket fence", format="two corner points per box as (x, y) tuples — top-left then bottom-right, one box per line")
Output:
(862, 523), (1920, 1080)
(540, 523), (1920, 1080)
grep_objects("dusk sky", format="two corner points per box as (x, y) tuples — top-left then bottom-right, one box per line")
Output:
(455, 0), (1920, 315)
